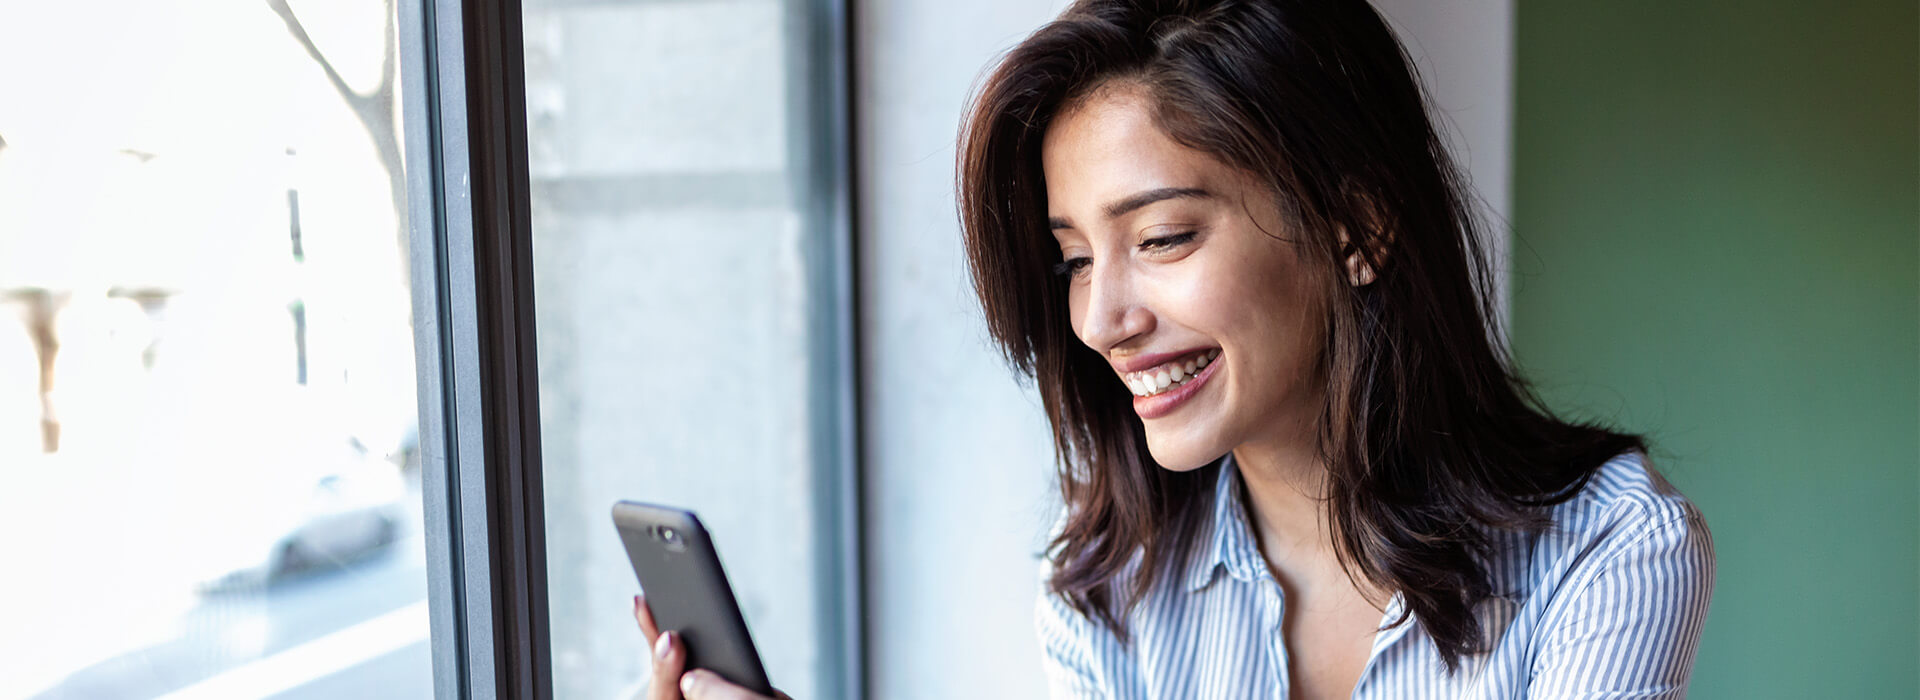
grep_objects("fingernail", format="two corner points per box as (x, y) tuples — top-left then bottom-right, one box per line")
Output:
(632, 595), (640, 614)
(654, 631), (672, 659)
(679, 671), (698, 696)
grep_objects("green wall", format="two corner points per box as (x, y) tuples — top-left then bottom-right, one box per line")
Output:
(1514, 2), (1918, 697)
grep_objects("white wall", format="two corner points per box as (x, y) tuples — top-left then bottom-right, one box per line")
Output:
(854, 1), (1073, 697)
(1373, 0), (1516, 331)
(854, 3), (1512, 698)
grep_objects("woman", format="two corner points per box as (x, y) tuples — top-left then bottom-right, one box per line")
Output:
(635, 1), (1714, 697)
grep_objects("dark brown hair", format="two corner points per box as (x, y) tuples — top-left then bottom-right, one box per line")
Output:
(957, 0), (1645, 672)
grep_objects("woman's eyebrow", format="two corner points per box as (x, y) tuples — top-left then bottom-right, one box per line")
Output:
(1049, 186), (1214, 230)
(1105, 186), (1212, 218)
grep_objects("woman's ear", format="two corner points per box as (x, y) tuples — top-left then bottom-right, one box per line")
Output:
(1338, 225), (1390, 287)
(1337, 190), (1393, 287)
(1347, 253), (1377, 286)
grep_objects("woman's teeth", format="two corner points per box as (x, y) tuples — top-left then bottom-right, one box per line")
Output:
(1125, 349), (1220, 397)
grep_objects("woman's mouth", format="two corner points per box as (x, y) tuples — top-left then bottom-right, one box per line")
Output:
(1122, 348), (1221, 419)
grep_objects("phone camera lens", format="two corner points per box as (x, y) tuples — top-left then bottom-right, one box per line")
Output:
(652, 526), (686, 552)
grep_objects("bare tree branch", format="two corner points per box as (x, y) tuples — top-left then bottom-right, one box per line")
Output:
(265, 0), (360, 109)
(266, 0), (408, 278)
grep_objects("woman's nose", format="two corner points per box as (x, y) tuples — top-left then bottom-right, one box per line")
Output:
(1075, 264), (1153, 353)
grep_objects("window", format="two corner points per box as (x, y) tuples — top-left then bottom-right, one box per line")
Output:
(2, 0), (858, 697)
(0, 1), (431, 697)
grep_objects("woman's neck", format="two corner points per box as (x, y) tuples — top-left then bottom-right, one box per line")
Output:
(1230, 438), (1332, 557)
(1232, 438), (1392, 609)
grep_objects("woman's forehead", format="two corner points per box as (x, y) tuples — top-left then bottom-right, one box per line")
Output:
(1040, 89), (1240, 220)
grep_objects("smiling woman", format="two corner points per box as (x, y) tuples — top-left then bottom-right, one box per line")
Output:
(957, 1), (1714, 698)
(1040, 86), (1330, 468)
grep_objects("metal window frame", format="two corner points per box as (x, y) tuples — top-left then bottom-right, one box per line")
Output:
(781, 0), (864, 698)
(400, 0), (862, 696)
(402, 0), (551, 696)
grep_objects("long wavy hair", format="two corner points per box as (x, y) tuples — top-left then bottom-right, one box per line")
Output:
(956, 0), (1645, 672)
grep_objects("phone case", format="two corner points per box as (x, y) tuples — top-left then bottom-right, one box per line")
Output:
(611, 501), (774, 696)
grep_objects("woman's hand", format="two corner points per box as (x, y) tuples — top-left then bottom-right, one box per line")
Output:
(633, 595), (793, 700)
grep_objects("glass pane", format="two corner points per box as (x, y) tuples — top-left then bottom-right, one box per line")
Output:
(523, 0), (845, 698)
(0, 1), (432, 698)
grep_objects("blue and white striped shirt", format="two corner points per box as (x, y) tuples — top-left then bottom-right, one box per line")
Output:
(1037, 451), (1715, 698)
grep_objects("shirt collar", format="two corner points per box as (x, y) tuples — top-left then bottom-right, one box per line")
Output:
(1183, 453), (1535, 603)
(1183, 453), (1267, 592)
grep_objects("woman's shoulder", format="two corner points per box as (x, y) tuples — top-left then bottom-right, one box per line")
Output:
(1031, 535), (1148, 635)
(1515, 450), (1717, 687)
(1033, 543), (1140, 696)
(1548, 449), (1708, 536)
(1513, 449), (1715, 601)
(1031, 511), (1174, 653)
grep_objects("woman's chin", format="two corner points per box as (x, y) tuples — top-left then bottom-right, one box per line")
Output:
(1143, 436), (1223, 473)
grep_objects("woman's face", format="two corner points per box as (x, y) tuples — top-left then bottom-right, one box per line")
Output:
(1041, 84), (1331, 471)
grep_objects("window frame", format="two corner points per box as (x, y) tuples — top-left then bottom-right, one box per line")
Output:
(402, 0), (550, 695)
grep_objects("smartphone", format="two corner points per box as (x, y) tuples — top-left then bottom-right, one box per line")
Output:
(611, 501), (775, 695)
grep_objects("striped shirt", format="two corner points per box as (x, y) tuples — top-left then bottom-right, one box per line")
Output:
(1036, 450), (1715, 698)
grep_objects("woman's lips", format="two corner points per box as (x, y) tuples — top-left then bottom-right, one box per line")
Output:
(1131, 352), (1220, 420)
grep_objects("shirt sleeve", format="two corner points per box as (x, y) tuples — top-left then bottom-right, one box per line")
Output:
(1034, 557), (1110, 699)
(1528, 506), (1717, 698)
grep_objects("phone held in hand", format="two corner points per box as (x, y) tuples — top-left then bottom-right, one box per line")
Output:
(611, 501), (775, 696)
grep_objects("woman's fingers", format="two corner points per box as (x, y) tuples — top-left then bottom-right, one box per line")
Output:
(646, 631), (687, 700)
(633, 595), (661, 645)
(634, 600), (786, 700)
(634, 596), (678, 700)
(677, 670), (780, 700)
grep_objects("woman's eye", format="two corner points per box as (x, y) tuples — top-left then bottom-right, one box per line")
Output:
(1140, 231), (1198, 251)
(1051, 256), (1092, 278)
